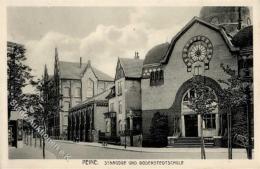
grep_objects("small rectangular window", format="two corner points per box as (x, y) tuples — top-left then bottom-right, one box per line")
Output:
(203, 114), (216, 129)
(150, 70), (164, 86)
(63, 101), (70, 111)
(118, 81), (122, 95)
(63, 87), (70, 97)
(75, 87), (81, 97)
(119, 101), (122, 114)
(110, 103), (114, 112)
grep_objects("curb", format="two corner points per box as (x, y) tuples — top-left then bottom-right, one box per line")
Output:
(54, 140), (249, 153)
(55, 140), (146, 153)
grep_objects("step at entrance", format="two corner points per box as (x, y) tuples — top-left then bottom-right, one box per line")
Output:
(168, 137), (214, 148)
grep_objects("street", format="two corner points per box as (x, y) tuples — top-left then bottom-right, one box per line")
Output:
(9, 137), (251, 159)
(47, 141), (249, 159)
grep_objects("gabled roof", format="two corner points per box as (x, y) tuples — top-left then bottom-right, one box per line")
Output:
(160, 16), (239, 64)
(59, 61), (113, 81)
(70, 89), (110, 111)
(91, 66), (114, 81)
(59, 61), (86, 79)
(119, 58), (144, 78)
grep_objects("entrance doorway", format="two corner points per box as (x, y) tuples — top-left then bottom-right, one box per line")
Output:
(184, 115), (198, 137)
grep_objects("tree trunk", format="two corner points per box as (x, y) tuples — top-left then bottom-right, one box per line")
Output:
(40, 135), (42, 148)
(42, 121), (47, 159)
(43, 136), (45, 159)
(30, 130), (33, 146)
(200, 116), (206, 159)
(34, 132), (37, 147)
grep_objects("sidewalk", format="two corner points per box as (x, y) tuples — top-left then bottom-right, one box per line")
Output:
(55, 140), (250, 154)
(9, 143), (57, 159)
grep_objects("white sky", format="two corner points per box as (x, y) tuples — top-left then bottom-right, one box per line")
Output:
(7, 7), (201, 81)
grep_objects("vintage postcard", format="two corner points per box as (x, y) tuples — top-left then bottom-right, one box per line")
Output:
(1, 0), (260, 169)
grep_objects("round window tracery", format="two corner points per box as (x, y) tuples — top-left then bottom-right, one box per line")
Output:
(182, 36), (213, 72)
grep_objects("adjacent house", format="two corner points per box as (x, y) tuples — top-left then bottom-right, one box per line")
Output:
(105, 53), (143, 146)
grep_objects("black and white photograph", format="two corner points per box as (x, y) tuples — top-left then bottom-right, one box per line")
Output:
(1, 1), (259, 168)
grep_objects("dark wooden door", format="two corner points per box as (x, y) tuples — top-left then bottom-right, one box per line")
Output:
(185, 114), (198, 137)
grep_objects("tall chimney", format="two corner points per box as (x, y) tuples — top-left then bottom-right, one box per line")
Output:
(80, 57), (82, 68)
(134, 51), (139, 59)
(87, 60), (91, 66)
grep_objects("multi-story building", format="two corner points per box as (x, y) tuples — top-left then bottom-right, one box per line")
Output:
(140, 7), (253, 147)
(47, 49), (113, 139)
(105, 53), (143, 146)
(67, 60), (114, 142)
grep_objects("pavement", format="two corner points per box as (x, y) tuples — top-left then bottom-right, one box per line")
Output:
(9, 143), (57, 159)
(8, 139), (252, 159)
(54, 139), (250, 153)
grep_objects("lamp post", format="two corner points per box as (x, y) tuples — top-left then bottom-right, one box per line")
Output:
(129, 110), (134, 147)
(124, 122), (127, 149)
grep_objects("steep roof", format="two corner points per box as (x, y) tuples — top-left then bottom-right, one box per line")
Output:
(59, 61), (85, 79)
(161, 17), (238, 64)
(59, 61), (113, 81)
(91, 66), (114, 81)
(119, 58), (144, 78)
(143, 42), (170, 66)
(143, 17), (239, 66)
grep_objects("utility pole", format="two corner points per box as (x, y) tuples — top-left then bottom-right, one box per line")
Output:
(129, 110), (134, 147)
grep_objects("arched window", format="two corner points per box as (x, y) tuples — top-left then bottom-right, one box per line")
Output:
(118, 120), (123, 133)
(247, 18), (251, 25)
(182, 88), (218, 129)
(106, 121), (111, 133)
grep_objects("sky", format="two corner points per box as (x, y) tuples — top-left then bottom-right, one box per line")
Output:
(7, 7), (201, 81)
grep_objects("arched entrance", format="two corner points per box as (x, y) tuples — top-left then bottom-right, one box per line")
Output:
(171, 76), (224, 138)
(181, 88), (219, 137)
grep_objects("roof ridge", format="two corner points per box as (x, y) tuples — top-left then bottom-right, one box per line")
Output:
(160, 16), (239, 64)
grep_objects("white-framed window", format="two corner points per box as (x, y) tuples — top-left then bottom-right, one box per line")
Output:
(87, 79), (94, 98)
(63, 101), (70, 111)
(118, 120), (123, 133)
(193, 65), (202, 76)
(106, 120), (111, 133)
(117, 81), (122, 95)
(64, 115), (68, 124)
(119, 101), (122, 114)
(75, 87), (81, 97)
(63, 87), (70, 97)
(110, 103), (114, 112)
(203, 114), (216, 129)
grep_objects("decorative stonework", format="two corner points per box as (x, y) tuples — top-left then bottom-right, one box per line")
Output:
(182, 35), (213, 72)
